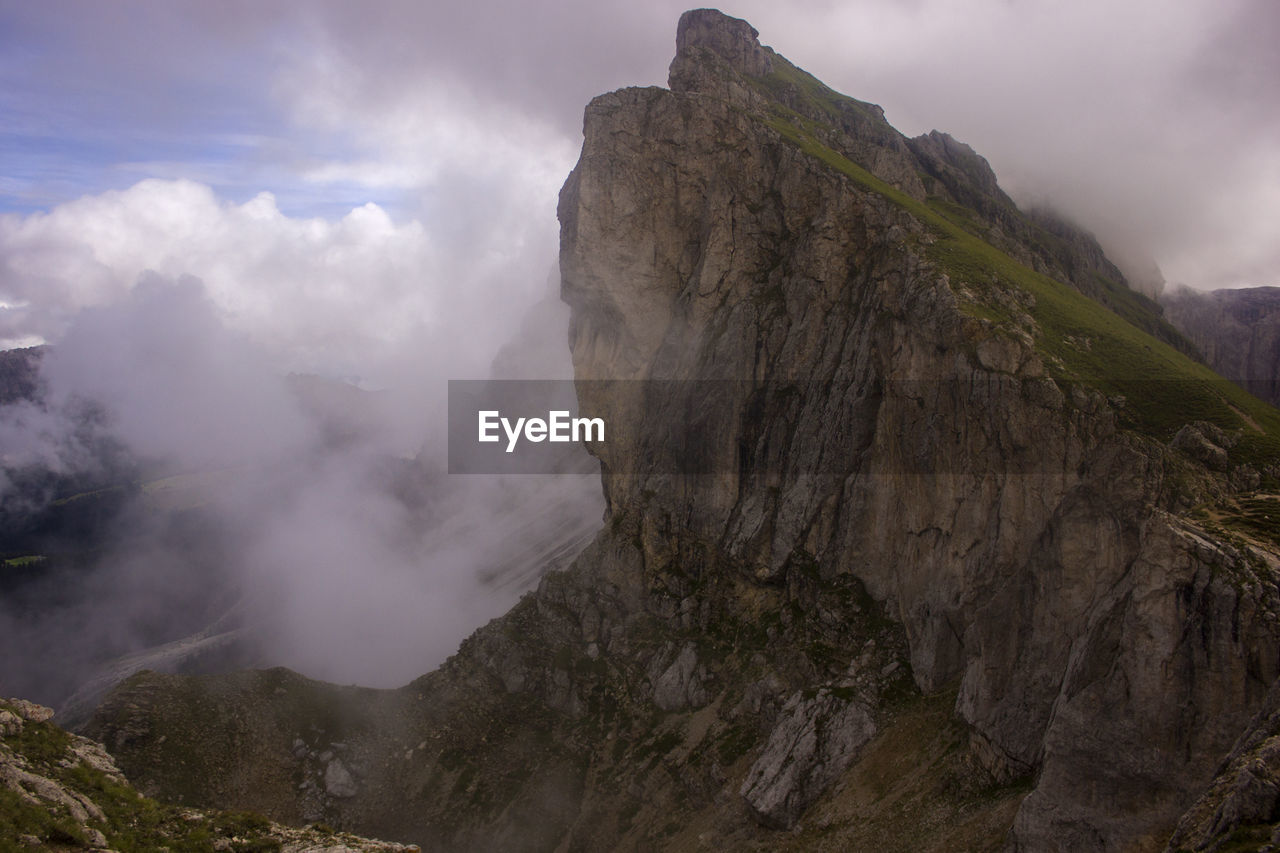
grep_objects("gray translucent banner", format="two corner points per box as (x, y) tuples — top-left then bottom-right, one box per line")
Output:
(447, 378), (1249, 475)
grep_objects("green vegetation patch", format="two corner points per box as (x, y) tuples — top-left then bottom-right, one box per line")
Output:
(7, 713), (71, 765)
(1217, 496), (1280, 549)
(1, 699), (285, 852)
(2, 555), (46, 568)
(752, 54), (892, 133)
(1215, 822), (1276, 853)
(0, 785), (89, 847)
(753, 100), (1280, 457)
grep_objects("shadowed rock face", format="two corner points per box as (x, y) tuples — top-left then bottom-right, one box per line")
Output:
(84, 10), (1280, 853)
(1165, 679), (1280, 852)
(0, 345), (44, 405)
(1163, 286), (1280, 407)
(561, 14), (1280, 850)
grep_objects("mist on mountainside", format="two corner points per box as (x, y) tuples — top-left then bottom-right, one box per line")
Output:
(0, 253), (602, 710)
(0, 0), (1274, 749)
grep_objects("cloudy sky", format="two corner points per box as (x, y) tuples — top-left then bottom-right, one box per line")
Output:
(2, 0), (1278, 359)
(0, 0), (1276, 697)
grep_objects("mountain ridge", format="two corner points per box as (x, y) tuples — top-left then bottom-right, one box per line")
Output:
(80, 9), (1280, 852)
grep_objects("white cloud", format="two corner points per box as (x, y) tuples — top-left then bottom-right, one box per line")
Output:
(6, 1), (1275, 292)
(726, 0), (1279, 288)
(0, 176), (601, 697)
(0, 261), (603, 693)
(0, 177), (553, 379)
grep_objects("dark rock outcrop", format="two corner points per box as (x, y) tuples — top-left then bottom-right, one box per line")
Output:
(0, 345), (43, 405)
(1165, 679), (1280, 851)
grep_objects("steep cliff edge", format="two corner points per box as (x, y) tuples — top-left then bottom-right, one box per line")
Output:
(85, 9), (1280, 852)
(1163, 285), (1280, 408)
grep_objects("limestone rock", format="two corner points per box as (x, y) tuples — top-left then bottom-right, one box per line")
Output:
(740, 689), (876, 828)
(0, 710), (22, 736)
(1166, 679), (1280, 851)
(672, 8), (772, 81)
(559, 12), (1280, 847)
(1172, 421), (1231, 470)
(651, 642), (709, 711)
(7, 699), (54, 723)
(324, 757), (359, 799)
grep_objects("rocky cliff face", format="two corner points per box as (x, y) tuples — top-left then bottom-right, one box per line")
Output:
(1163, 285), (1280, 407)
(83, 9), (1280, 853)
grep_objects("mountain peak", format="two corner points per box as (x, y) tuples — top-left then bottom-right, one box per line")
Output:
(670, 8), (772, 93)
(79, 10), (1280, 853)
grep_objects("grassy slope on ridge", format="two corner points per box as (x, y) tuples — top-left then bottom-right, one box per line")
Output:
(748, 54), (1280, 474)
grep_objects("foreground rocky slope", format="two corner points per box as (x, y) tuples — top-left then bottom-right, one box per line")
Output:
(1, 696), (414, 852)
(85, 9), (1280, 852)
(1163, 285), (1280, 407)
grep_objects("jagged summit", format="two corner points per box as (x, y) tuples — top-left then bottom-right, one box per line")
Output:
(665, 9), (1192, 352)
(909, 129), (1003, 200)
(671, 8), (772, 84)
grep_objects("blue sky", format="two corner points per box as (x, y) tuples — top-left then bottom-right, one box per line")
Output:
(0, 2), (403, 219)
